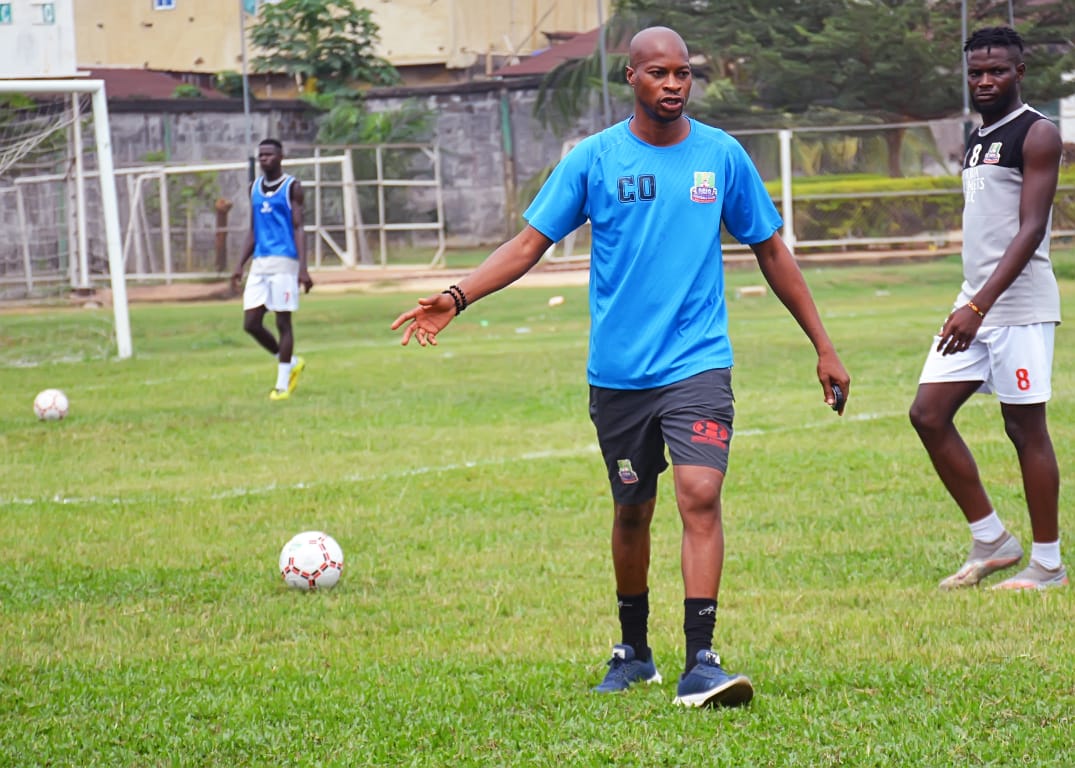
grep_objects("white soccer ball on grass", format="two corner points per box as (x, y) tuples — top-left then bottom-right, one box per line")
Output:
(279, 531), (344, 590)
(33, 388), (69, 421)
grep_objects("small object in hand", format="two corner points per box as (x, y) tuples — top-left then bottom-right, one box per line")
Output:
(831, 384), (844, 412)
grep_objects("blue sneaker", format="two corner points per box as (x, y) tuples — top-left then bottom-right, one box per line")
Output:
(673, 650), (753, 708)
(593, 644), (662, 693)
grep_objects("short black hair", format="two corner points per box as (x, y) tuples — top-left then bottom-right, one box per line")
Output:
(259, 138), (283, 150)
(964, 26), (1024, 58)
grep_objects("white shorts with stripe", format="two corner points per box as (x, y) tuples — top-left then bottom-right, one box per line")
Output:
(243, 256), (300, 312)
(918, 322), (1055, 405)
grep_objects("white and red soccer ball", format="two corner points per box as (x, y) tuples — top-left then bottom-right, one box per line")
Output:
(279, 531), (344, 590)
(33, 388), (69, 421)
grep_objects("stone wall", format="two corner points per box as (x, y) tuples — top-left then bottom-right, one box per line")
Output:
(364, 79), (612, 244)
(106, 78), (615, 247)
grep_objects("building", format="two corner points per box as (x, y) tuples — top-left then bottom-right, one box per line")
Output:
(73, 0), (611, 93)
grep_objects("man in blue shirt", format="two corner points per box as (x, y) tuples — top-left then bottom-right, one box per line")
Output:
(393, 26), (849, 707)
(231, 138), (312, 400)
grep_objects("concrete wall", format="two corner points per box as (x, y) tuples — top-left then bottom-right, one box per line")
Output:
(105, 79), (616, 247)
(364, 80), (613, 244)
(107, 99), (320, 165)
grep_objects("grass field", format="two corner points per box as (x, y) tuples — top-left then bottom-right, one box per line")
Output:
(2, 253), (1074, 766)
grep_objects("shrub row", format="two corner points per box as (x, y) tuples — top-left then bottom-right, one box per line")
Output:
(762, 172), (1075, 242)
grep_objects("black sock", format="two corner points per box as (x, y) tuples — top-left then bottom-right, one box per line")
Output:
(617, 590), (650, 662)
(684, 598), (717, 673)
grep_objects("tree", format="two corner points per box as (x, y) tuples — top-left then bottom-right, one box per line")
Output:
(607, 0), (852, 124)
(966, 0), (1075, 106)
(734, 1), (962, 176)
(539, 0), (1075, 174)
(247, 0), (432, 149)
(245, 0), (432, 265)
(249, 0), (399, 95)
(736, 0), (1075, 174)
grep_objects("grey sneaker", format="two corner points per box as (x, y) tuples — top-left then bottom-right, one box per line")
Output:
(939, 532), (1023, 590)
(990, 560), (1069, 591)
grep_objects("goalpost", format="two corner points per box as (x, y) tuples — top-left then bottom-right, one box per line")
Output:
(0, 1), (131, 359)
(0, 79), (132, 359)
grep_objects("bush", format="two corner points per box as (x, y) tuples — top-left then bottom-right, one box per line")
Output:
(762, 171), (1075, 242)
(213, 71), (244, 98)
(172, 84), (204, 99)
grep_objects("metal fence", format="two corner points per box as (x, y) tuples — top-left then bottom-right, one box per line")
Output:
(736, 120), (1074, 253)
(0, 143), (446, 300)
(545, 118), (1073, 264)
(2, 119), (1073, 300)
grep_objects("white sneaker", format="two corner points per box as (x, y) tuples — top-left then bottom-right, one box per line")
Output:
(939, 532), (1023, 590)
(991, 560), (1069, 590)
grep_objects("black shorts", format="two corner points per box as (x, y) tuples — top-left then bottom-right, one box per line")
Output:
(589, 368), (734, 504)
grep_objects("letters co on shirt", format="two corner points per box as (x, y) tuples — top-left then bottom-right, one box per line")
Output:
(618, 174), (657, 203)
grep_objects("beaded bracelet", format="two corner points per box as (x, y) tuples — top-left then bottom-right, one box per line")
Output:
(966, 301), (985, 318)
(448, 284), (469, 313)
(441, 289), (463, 315)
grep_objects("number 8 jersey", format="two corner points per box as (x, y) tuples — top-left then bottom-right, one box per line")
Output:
(959, 104), (1060, 326)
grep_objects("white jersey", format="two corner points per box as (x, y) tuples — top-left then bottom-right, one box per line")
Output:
(958, 104), (1060, 326)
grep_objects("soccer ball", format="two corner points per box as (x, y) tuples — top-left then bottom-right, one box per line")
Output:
(279, 531), (344, 590)
(33, 388), (69, 421)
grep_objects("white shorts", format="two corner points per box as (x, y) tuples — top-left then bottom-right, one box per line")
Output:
(243, 257), (300, 312)
(918, 322), (1055, 404)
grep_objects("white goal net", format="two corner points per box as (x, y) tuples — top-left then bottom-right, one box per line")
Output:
(0, 93), (86, 175)
(0, 80), (131, 359)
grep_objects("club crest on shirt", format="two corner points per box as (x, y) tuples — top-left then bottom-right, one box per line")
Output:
(690, 171), (718, 203)
(983, 142), (1003, 164)
(260, 201), (273, 213)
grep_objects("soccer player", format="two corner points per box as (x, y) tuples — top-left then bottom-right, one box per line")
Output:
(392, 26), (849, 707)
(231, 138), (312, 401)
(909, 27), (1066, 590)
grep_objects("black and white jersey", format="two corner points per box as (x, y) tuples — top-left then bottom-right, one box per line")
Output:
(959, 104), (1059, 325)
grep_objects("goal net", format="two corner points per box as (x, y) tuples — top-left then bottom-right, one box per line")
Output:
(0, 80), (131, 359)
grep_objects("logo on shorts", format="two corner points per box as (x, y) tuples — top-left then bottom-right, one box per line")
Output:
(691, 420), (729, 448)
(617, 459), (639, 485)
(690, 171), (718, 203)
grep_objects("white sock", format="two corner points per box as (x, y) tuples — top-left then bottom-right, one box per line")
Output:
(275, 361), (291, 391)
(1031, 540), (1062, 571)
(968, 511), (1006, 543)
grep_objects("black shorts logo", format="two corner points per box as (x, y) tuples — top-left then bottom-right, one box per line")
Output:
(691, 420), (729, 449)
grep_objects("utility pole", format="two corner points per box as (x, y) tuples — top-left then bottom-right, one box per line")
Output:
(240, 0), (255, 182)
(597, 0), (611, 126)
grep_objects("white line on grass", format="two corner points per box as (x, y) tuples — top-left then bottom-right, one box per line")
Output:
(207, 445), (604, 501)
(1, 408), (909, 508)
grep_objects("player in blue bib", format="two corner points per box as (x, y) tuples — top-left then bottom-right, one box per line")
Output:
(231, 139), (312, 400)
(393, 26), (850, 707)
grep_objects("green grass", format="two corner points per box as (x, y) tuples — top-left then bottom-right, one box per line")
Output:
(2, 253), (1075, 766)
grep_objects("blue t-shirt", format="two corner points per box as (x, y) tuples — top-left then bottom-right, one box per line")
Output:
(251, 174), (298, 259)
(524, 118), (781, 389)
